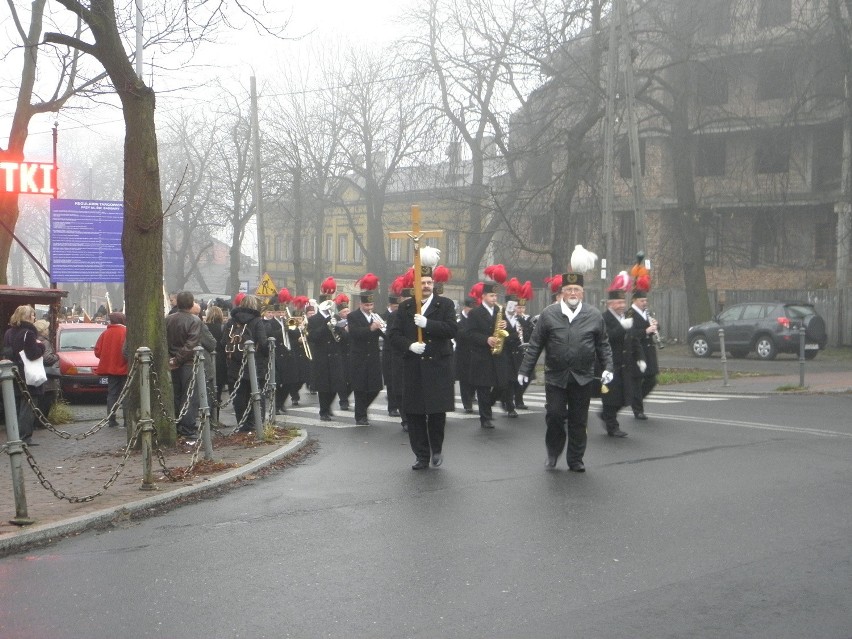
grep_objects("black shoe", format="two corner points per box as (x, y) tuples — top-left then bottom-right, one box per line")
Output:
(545, 455), (557, 469)
(276, 408), (286, 415)
(507, 410), (518, 418)
(634, 412), (648, 420)
(401, 422), (409, 432)
(412, 459), (429, 470)
(481, 419), (495, 429)
(355, 419), (370, 426)
(516, 403), (528, 410)
(23, 438), (38, 447)
(464, 408), (474, 414)
(431, 453), (443, 467)
(608, 428), (628, 438)
(340, 403), (351, 411)
(388, 409), (400, 417)
(568, 462), (586, 472)
(319, 414), (332, 422)
(291, 400), (300, 407)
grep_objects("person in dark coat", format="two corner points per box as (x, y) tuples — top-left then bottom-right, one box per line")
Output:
(166, 291), (202, 438)
(599, 275), (643, 437)
(262, 306), (287, 415)
(221, 294), (268, 433)
(500, 293), (524, 418)
(387, 267), (457, 470)
(307, 298), (347, 421)
(512, 298), (535, 409)
(347, 279), (384, 426)
(205, 305), (228, 422)
(335, 304), (353, 411)
(626, 285), (660, 420)
(518, 271), (614, 472)
(454, 296), (476, 414)
(381, 294), (401, 417)
(464, 282), (513, 429)
(3, 305), (46, 446)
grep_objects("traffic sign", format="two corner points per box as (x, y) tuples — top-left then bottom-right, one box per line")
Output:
(256, 272), (277, 297)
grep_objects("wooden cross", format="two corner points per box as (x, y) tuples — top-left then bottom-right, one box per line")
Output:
(389, 204), (443, 342)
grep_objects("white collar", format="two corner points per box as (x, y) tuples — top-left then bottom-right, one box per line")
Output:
(560, 300), (582, 321)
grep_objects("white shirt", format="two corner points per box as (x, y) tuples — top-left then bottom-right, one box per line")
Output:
(631, 304), (647, 321)
(560, 300), (582, 322)
(420, 295), (433, 315)
(483, 303), (495, 316)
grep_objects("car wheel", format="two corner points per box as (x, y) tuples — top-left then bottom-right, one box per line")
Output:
(729, 348), (749, 358)
(804, 350), (818, 360)
(754, 335), (777, 360)
(690, 335), (712, 358)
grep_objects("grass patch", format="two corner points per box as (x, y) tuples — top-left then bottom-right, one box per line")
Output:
(775, 384), (808, 392)
(658, 368), (765, 385)
(48, 398), (74, 424)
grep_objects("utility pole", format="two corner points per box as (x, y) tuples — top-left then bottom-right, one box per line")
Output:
(616, 0), (646, 254)
(251, 76), (266, 282)
(602, 5), (619, 271)
(135, 0), (143, 77)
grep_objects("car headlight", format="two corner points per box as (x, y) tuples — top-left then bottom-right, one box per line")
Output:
(67, 366), (94, 374)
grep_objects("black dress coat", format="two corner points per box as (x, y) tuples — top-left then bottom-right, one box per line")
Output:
(602, 309), (640, 407)
(386, 294), (458, 414)
(307, 312), (346, 394)
(347, 309), (384, 392)
(221, 307), (268, 385)
(626, 306), (659, 377)
(464, 303), (512, 388)
(454, 311), (473, 383)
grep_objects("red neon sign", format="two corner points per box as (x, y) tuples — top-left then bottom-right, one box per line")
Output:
(1, 161), (56, 195)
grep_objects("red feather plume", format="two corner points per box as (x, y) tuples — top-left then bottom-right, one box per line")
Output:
(544, 275), (561, 294)
(391, 275), (405, 295)
(277, 288), (292, 304)
(402, 268), (415, 289)
(293, 295), (309, 310)
(320, 277), (337, 294)
(504, 277), (522, 297)
(433, 265), (451, 283)
(334, 293), (350, 305)
(520, 281), (534, 301)
(234, 292), (246, 306)
(484, 264), (508, 284)
(469, 281), (484, 302)
(356, 273), (379, 291)
(634, 274), (651, 293)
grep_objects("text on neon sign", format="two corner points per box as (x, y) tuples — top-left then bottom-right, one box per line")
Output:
(1, 162), (56, 195)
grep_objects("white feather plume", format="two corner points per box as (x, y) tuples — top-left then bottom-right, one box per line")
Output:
(570, 244), (598, 273)
(420, 246), (441, 268)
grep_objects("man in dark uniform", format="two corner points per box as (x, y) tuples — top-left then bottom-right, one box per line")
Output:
(626, 283), (659, 420)
(454, 296), (477, 413)
(502, 287), (525, 418)
(307, 294), (346, 421)
(347, 276), (384, 426)
(335, 298), (353, 412)
(599, 274), (643, 437)
(518, 269), (613, 472)
(381, 293), (401, 417)
(464, 282), (512, 429)
(512, 295), (534, 409)
(387, 267), (458, 469)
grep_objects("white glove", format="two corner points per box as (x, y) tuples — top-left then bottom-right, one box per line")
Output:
(517, 374), (529, 386)
(637, 360), (647, 373)
(601, 371), (614, 386)
(408, 342), (426, 354)
(413, 314), (427, 328)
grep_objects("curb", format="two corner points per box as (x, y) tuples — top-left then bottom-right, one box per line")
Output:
(0, 430), (309, 557)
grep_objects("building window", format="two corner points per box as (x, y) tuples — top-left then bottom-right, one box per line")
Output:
(755, 132), (790, 174)
(618, 139), (646, 179)
(758, 0), (791, 28)
(531, 215), (550, 245)
(812, 124), (842, 192)
(274, 235), (283, 261)
(616, 211), (637, 264)
(325, 234), (333, 262)
(301, 236), (312, 259)
(695, 60), (728, 106)
(338, 234), (348, 263)
(447, 231), (460, 266)
(390, 238), (402, 262)
(750, 212), (779, 266)
(354, 240), (363, 264)
(756, 56), (792, 100)
(814, 221), (835, 268)
(695, 137), (726, 177)
(285, 237), (294, 261)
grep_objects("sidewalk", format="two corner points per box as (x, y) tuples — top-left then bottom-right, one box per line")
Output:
(663, 369), (852, 395)
(0, 404), (308, 557)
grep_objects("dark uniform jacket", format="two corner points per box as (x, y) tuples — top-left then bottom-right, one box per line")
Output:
(386, 294), (458, 414)
(307, 312), (346, 394)
(380, 309), (401, 393)
(518, 302), (613, 387)
(464, 303), (512, 388)
(602, 309), (641, 407)
(503, 312), (526, 377)
(221, 307), (268, 385)
(454, 310), (473, 383)
(626, 306), (659, 377)
(347, 309), (384, 392)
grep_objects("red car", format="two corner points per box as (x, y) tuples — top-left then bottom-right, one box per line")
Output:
(56, 323), (108, 399)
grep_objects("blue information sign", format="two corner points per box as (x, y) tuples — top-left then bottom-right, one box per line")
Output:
(50, 199), (125, 283)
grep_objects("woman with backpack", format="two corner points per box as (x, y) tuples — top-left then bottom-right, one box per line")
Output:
(221, 294), (268, 433)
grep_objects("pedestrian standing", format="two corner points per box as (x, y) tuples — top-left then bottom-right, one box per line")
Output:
(33, 319), (60, 421)
(3, 305), (46, 446)
(626, 255), (659, 421)
(517, 247), (614, 472)
(347, 274), (384, 426)
(387, 259), (458, 469)
(222, 294), (268, 433)
(166, 291), (202, 438)
(94, 312), (129, 429)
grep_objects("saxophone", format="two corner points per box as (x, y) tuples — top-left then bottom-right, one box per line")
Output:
(490, 304), (510, 355)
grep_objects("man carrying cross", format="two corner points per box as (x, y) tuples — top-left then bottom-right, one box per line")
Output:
(387, 207), (457, 470)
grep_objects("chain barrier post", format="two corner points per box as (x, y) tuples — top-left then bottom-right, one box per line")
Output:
(1, 360), (34, 525)
(137, 347), (157, 491)
(267, 336), (277, 425)
(244, 340), (264, 442)
(718, 328), (729, 387)
(195, 346), (213, 460)
(799, 325), (806, 388)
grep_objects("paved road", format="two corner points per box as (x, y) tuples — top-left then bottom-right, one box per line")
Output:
(1, 389), (850, 638)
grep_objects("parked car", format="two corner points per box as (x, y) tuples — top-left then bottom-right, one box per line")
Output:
(687, 302), (828, 360)
(56, 322), (108, 398)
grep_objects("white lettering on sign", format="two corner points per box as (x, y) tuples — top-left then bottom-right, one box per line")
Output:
(0, 161), (55, 195)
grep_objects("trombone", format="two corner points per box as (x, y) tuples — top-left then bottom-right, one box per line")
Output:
(285, 312), (312, 360)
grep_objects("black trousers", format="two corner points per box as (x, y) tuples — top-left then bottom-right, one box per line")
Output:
(544, 381), (592, 465)
(172, 364), (199, 436)
(354, 390), (379, 421)
(474, 385), (502, 421)
(459, 381), (475, 410)
(407, 412), (446, 462)
(630, 374), (658, 414)
(318, 391), (335, 417)
(513, 378), (529, 406)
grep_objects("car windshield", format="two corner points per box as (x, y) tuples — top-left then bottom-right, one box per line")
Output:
(784, 305), (816, 320)
(58, 328), (104, 351)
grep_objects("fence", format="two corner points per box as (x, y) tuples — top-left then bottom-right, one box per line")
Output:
(1, 338), (278, 526)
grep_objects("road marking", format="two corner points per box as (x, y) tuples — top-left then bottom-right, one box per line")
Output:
(653, 413), (852, 439)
